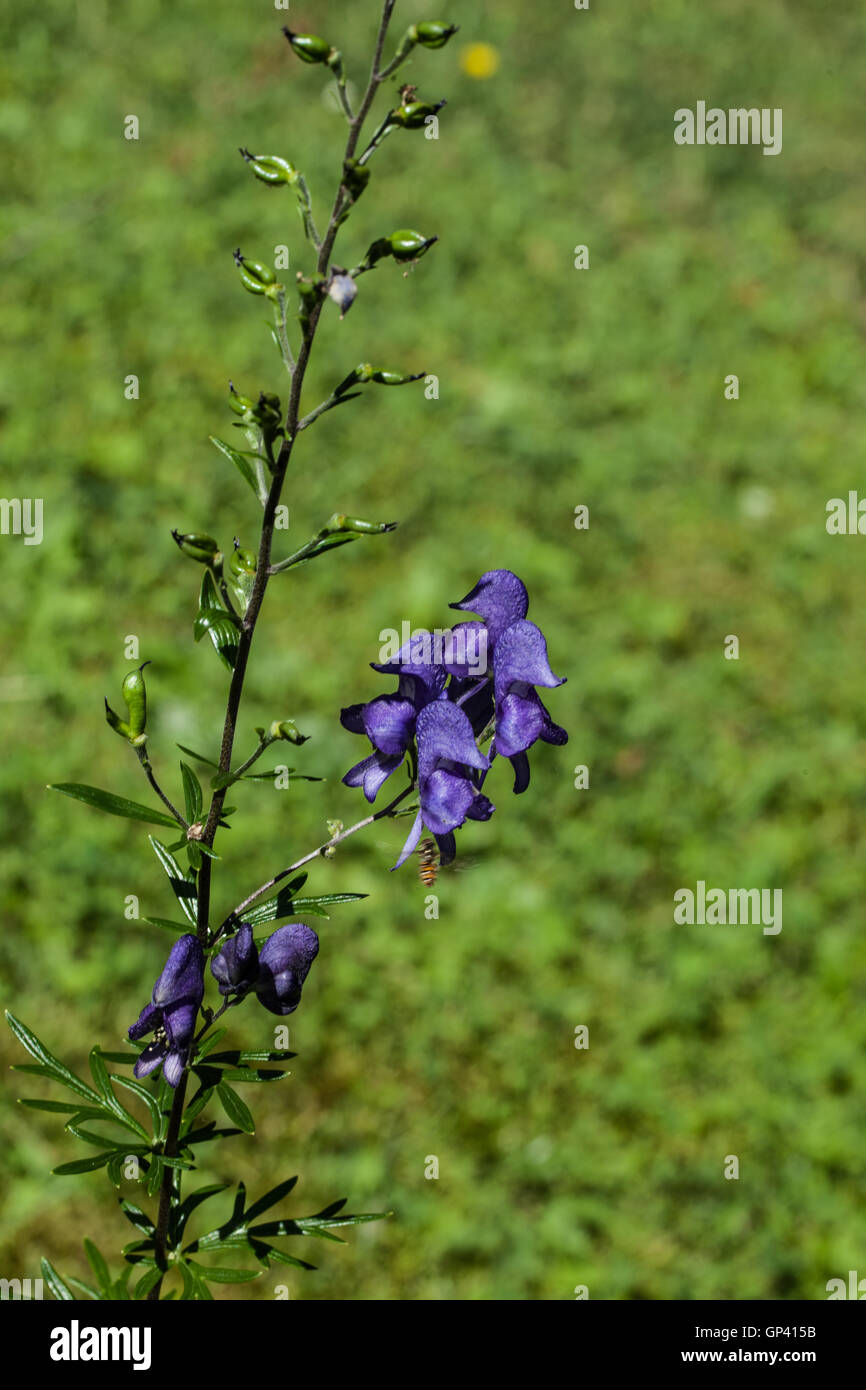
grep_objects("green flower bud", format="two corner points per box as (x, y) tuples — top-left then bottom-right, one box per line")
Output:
(362, 229), (439, 272)
(233, 248), (283, 300)
(106, 663), (151, 745)
(228, 544), (257, 578)
(391, 98), (446, 129)
(282, 28), (333, 65)
(239, 147), (298, 186)
(172, 530), (221, 564)
(415, 22), (459, 49)
(267, 719), (309, 746)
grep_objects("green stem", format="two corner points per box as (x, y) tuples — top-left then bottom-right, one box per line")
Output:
(146, 0), (401, 1300)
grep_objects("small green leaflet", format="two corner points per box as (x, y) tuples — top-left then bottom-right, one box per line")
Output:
(180, 761), (203, 822)
(194, 570), (240, 671)
(47, 783), (178, 829)
(209, 435), (263, 501)
(149, 836), (198, 925)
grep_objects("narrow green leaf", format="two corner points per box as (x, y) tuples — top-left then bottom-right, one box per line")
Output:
(41, 1257), (74, 1301)
(6, 1011), (102, 1103)
(142, 917), (194, 934)
(209, 435), (260, 497)
(148, 836), (198, 925)
(146, 1155), (164, 1198)
(241, 875), (311, 929)
(180, 762), (203, 822)
(89, 1049), (149, 1140)
(53, 1152), (115, 1175)
(187, 1260), (262, 1284)
(65, 1275), (100, 1300)
(133, 1266), (163, 1300)
(111, 1072), (162, 1132)
(18, 1097), (87, 1115)
(177, 743), (219, 768)
(196, 570), (239, 671)
(119, 1199), (155, 1236)
(172, 1182), (230, 1245)
(244, 1177), (299, 1223)
(216, 1067), (290, 1084)
(194, 1028), (228, 1061)
(83, 1238), (112, 1295)
(260, 1246), (316, 1271)
(47, 783), (178, 828)
(216, 1082), (255, 1134)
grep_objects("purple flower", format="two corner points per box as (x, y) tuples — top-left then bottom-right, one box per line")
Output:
(255, 923), (319, 1016)
(210, 923), (258, 998)
(128, 934), (205, 1087)
(450, 569), (529, 649)
(341, 633), (447, 802)
(394, 701), (494, 868)
(492, 619), (567, 791)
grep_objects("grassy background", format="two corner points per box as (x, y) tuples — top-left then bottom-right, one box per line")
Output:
(2, 0), (865, 1300)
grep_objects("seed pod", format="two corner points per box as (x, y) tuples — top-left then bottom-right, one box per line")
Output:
(282, 28), (333, 65)
(121, 663), (150, 741)
(239, 147), (298, 186)
(390, 228), (439, 263)
(342, 158), (370, 204)
(415, 22), (459, 49)
(172, 531), (221, 564)
(233, 248), (283, 300)
(391, 98), (446, 129)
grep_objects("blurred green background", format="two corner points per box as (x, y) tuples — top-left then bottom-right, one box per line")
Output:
(2, 0), (865, 1300)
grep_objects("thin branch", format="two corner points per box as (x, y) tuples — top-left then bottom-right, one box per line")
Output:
(220, 782), (417, 931)
(136, 748), (189, 830)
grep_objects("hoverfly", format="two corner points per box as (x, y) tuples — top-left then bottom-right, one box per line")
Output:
(416, 836), (439, 888)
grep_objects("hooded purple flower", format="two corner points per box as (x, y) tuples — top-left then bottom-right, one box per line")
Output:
(210, 923), (258, 998)
(128, 934), (205, 1087)
(492, 619), (567, 792)
(450, 569), (529, 649)
(341, 632), (447, 802)
(255, 923), (319, 1016)
(394, 700), (494, 868)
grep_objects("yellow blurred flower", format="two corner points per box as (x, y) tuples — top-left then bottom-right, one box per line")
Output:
(460, 43), (500, 81)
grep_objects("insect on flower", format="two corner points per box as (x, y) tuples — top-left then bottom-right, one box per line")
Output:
(417, 836), (439, 887)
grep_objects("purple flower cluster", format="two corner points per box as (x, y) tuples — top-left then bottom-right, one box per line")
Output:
(341, 569), (567, 868)
(128, 923), (319, 1086)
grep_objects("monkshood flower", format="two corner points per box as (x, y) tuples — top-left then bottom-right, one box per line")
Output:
(340, 634), (446, 802)
(449, 569), (529, 649)
(451, 570), (567, 792)
(210, 923), (258, 998)
(491, 618), (567, 792)
(394, 700), (494, 868)
(255, 923), (320, 1015)
(128, 934), (205, 1087)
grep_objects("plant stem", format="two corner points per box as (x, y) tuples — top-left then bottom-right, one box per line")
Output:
(147, 0), (400, 1300)
(136, 748), (189, 829)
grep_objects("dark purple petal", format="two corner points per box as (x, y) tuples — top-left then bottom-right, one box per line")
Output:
(362, 694), (417, 756)
(421, 767), (477, 835)
(440, 621), (489, 679)
(133, 1043), (167, 1080)
(152, 934), (206, 1012)
(342, 750), (403, 803)
(128, 1001), (160, 1042)
(508, 751), (531, 794)
(416, 701), (488, 780)
(433, 831), (456, 866)
(494, 689), (548, 757)
(211, 923), (259, 996)
(449, 570), (529, 647)
(466, 792), (495, 820)
(255, 923), (319, 1016)
(493, 619), (565, 698)
(371, 632), (448, 701)
(339, 702), (367, 734)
